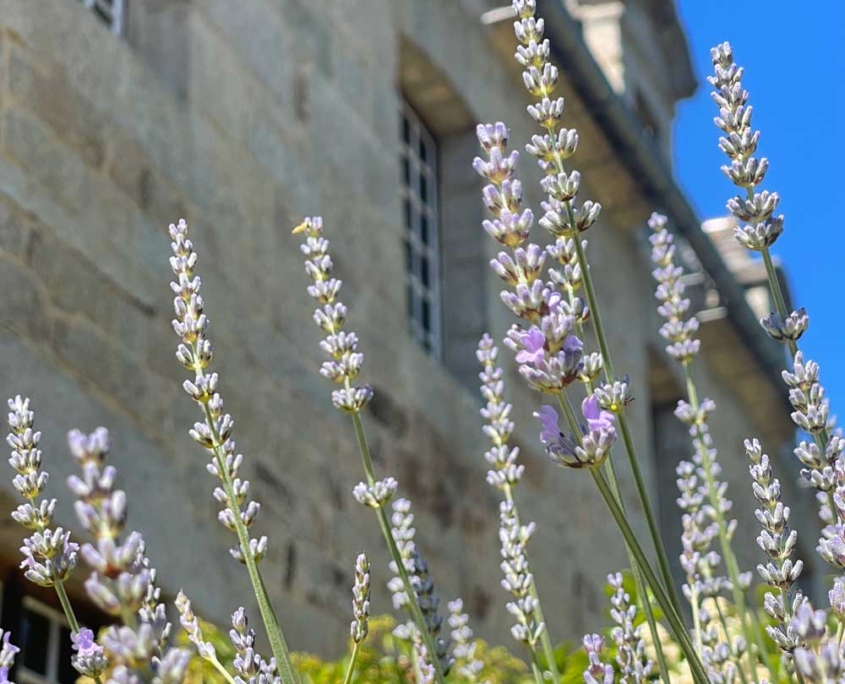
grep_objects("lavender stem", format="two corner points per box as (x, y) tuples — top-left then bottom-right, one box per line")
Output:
(200, 400), (298, 684)
(556, 394), (671, 684)
(682, 364), (768, 681)
(350, 413), (447, 684)
(589, 468), (710, 684)
(340, 642), (361, 684)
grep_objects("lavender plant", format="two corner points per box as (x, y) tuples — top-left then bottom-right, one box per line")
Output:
(292, 216), (453, 684)
(473, 0), (708, 680)
(0, 7), (841, 684)
(648, 212), (767, 680)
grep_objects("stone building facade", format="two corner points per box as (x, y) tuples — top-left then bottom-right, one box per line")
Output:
(0, 0), (817, 675)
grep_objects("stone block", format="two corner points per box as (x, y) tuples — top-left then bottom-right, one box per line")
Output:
(107, 132), (190, 227)
(2, 108), (89, 214)
(7, 46), (107, 168)
(27, 226), (116, 330)
(200, 0), (291, 108)
(0, 194), (31, 256)
(0, 254), (49, 342)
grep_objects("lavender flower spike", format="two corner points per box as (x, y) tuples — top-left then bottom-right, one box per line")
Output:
(582, 634), (614, 684)
(177, 591), (238, 683)
(168, 220), (267, 565)
(387, 498), (452, 675)
(350, 553), (371, 643)
(708, 43), (783, 253)
(477, 335), (559, 682)
(68, 427), (189, 680)
(608, 573), (654, 683)
(230, 607), (284, 684)
(168, 219), (296, 682)
(7, 397), (78, 588)
(293, 216), (372, 413)
(746, 438), (803, 656)
(294, 216), (447, 684)
(447, 600), (484, 684)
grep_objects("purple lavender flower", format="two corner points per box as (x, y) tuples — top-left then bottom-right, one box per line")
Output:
(513, 327), (546, 366)
(70, 628), (107, 678)
(0, 631), (19, 684)
(72, 628), (97, 655)
(582, 396), (614, 434)
(535, 405), (560, 445)
(535, 394), (616, 469)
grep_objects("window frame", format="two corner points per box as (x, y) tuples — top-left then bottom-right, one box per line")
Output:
(16, 596), (74, 684)
(400, 99), (443, 359)
(80, 0), (127, 36)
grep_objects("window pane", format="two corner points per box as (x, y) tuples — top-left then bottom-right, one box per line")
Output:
(419, 137), (427, 162)
(422, 298), (431, 332)
(420, 173), (428, 203)
(404, 238), (412, 273)
(402, 157), (411, 187)
(20, 607), (49, 675)
(403, 198), (412, 229)
(58, 626), (77, 684)
(402, 115), (410, 144)
(421, 255), (430, 288)
(420, 213), (429, 244)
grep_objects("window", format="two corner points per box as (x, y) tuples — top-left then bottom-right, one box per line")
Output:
(16, 597), (77, 684)
(0, 577), (105, 684)
(78, 0), (126, 35)
(400, 100), (442, 358)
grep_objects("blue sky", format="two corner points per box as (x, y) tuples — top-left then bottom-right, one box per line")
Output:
(674, 0), (845, 420)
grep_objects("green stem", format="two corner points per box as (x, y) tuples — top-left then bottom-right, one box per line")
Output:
(569, 221), (682, 623)
(54, 580), (80, 633)
(713, 598), (749, 684)
(207, 654), (238, 684)
(760, 248), (797, 360)
(617, 413), (683, 614)
(529, 657), (546, 684)
(557, 395), (671, 684)
(689, 583), (703, 656)
(350, 412), (447, 684)
(590, 468), (710, 684)
(681, 365), (767, 682)
(502, 486), (561, 683)
(204, 403), (299, 684)
(341, 641), (362, 684)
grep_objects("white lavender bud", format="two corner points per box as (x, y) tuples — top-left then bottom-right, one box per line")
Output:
(176, 591), (217, 659)
(746, 438), (803, 652)
(350, 554), (371, 643)
(447, 599), (483, 683)
(582, 634), (613, 684)
(593, 377), (632, 414)
(229, 607), (279, 682)
(607, 573), (653, 683)
(353, 477), (398, 508)
(709, 44), (786, 253)
(169, 221), (269, 563)
(649, 213), (703, 363)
